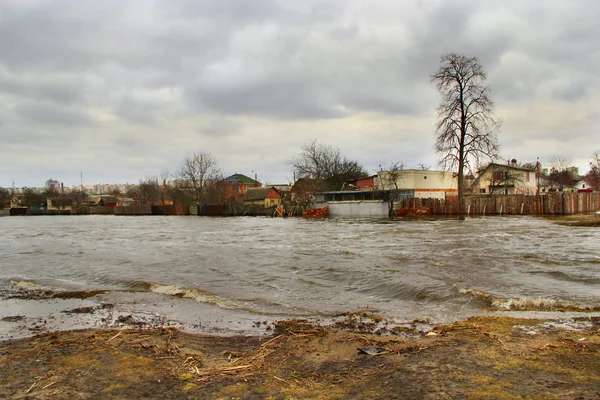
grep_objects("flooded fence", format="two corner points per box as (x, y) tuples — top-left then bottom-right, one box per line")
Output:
(114, 205), (152, 215)
(399, 192), (600, 216)
(73, 206), (115, 215)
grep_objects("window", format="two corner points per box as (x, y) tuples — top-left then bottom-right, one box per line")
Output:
(493, 171), (507, 181)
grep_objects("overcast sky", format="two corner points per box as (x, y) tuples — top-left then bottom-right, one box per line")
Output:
(1, 0), (599, 188)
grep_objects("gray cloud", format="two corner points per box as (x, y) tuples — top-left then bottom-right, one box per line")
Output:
(13, 101), (93, 127)
(0, 69), (84, 104)
(0, 0), (599, 187)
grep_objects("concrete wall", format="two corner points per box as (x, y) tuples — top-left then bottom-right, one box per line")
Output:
(0, 209), (9, 217)
(328, 201), (388, 218)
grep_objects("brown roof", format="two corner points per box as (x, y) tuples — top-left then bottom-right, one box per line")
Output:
(244, 188), (273, 201)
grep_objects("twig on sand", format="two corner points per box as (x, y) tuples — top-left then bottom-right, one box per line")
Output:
(272, 375), (291, 385)
(26, 379), (40, 394)
(194, 364), (253, 376)
(107, 331), (123, 343)
(219, 365), (252, 372)
(128, 336), (151, 344)
(42, 381), (58, 389)
(261, 334), (284, 347)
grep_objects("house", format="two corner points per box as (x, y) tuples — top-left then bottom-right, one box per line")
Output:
(376, 170), (458, 199)
(574, 179), (593, 193)
(472, 162), (537, 195)
(46, 197), (73, 211)
(539, 166), (579, 193)
(243, 187), (282, 208)
(343, 175), (377, 191)
(312, 169), (457, 218)
(87, 195), (119, 207)
(222, 174), (262, 204)
(270, 184), (292, 193)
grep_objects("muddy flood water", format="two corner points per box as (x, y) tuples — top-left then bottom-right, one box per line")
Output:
(1, 215), (599, 340)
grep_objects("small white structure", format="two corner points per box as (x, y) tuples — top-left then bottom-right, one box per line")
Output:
(328, 201), (388, 218)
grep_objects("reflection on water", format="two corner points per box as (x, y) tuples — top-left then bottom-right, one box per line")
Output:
(1, 215), (599, 325)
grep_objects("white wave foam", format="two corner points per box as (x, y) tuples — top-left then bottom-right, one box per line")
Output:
(148, 283), (239, 310)
(492, 297), (563, 311)
(9, 280), (53, 292)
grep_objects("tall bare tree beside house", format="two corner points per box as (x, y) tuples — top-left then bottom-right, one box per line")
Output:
(177, 152), (222, 204)
(431, 53), (500, 219)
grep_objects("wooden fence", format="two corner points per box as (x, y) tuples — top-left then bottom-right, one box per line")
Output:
(398, 192), (600, 216)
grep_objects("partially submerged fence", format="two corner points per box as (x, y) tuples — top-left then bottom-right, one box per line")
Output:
(398, 192), (600, 216)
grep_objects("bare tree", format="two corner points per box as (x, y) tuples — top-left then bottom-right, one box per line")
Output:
(69, 189), (89, 210)
(546, 155), (576, 191)
(431, 53), (500, 219)
(19, 188), (45, 208)
(177, 152), (222, 204)
(127, 178), (161, 206)
(290, 140), (367, 191)
(584, 151), (600, 191)
(376, 162), (407, 218)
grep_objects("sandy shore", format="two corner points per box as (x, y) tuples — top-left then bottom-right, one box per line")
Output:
(1, 315), (599, 399)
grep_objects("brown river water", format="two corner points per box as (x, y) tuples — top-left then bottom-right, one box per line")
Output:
(1, 215), (599, 339)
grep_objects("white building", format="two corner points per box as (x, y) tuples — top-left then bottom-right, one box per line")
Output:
(376, 169), (458, 199)
(472, 162), (537, 195)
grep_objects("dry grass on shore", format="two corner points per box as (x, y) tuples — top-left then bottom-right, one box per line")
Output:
(1, 316), (599, 399)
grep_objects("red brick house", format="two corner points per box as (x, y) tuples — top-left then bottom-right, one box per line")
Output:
(222, 174), (262, 204)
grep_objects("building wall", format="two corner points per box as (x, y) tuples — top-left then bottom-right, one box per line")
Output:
(414, 190), (447, 199)
(328, 201), (388, 218)
(355, 177), (375, 190)
(475, 166), (537, 195)
(223, 183), (261, 203)
(377, 170), (457, 198)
